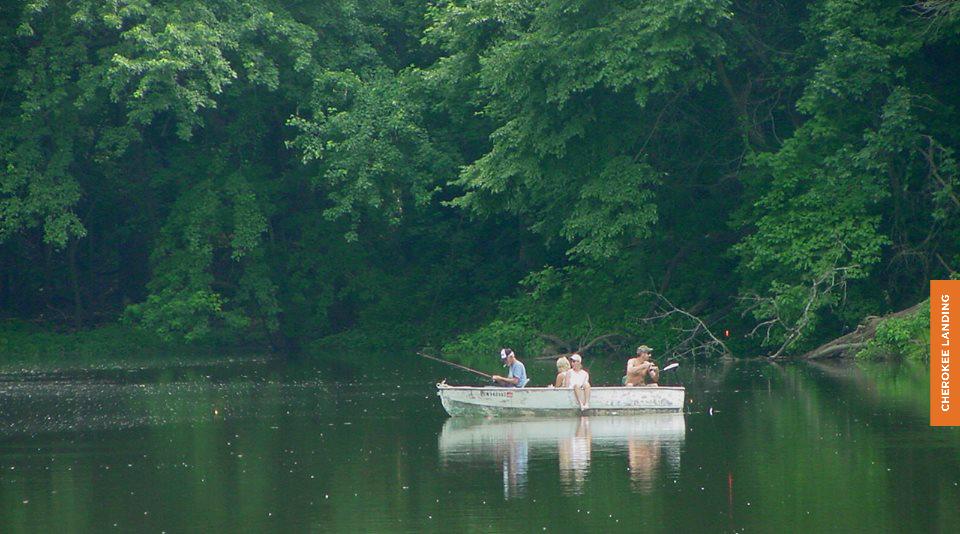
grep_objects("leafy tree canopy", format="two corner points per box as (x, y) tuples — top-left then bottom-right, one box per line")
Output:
(1, 0), (958, 362)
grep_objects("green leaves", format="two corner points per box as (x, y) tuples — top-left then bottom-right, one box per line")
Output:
(560, 157), (659, 260)
(288, 70), (455, 240)
(435, 0), (730, 263)
(107, 7), (238, 139)
(732, 0), (960, 353)
(1, 0), (417, 343)
(856, 301), (929, 361)
(2, 0), (959, 359)
(1, 0), (318, 249)
(124, 288), (231, 342)
(80, 1), (317, 140)
(124, 172), (276, 341)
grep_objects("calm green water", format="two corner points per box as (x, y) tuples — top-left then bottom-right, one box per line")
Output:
(1, 358), (958, 532)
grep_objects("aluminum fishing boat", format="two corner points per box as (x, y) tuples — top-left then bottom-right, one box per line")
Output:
(436, 383), (685, 416)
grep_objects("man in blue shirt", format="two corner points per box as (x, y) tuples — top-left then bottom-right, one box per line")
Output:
(492, 348), (527, 388)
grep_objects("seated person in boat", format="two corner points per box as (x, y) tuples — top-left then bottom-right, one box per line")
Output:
(568, 353), (591, 410)
(492, 348), (528, 388)
(625, 345), (659, 387)
(554, 356), (571, 387)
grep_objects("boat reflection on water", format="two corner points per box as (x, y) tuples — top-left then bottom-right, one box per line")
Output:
(439, 414), (685, 498)
(557, 417), (591, 495)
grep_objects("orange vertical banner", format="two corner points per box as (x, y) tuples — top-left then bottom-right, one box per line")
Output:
(931, 280), (960, 426)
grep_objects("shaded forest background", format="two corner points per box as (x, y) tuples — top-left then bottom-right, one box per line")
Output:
(1, 0), (958, 364)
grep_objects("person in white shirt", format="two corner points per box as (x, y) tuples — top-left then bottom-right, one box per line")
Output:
(568, 353), (590, 410)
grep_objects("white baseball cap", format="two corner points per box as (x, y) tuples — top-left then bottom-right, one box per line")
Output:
(570, 353), (582, 362)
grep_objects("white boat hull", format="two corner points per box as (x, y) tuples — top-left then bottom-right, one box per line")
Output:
(437, 384), (685, 416)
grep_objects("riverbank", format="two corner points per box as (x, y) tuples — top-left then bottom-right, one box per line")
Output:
(2, 300), (933, 378)
(0, 320), (269, 373)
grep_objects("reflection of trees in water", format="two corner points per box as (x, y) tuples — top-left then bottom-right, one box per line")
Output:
(793, 362), (960, 532)
(713, 362), (960, 532)
(557, 417), (591, 495)
(0, 376), (352, 528)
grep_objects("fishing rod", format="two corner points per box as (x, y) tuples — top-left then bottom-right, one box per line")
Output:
(416, 351), (493, 380)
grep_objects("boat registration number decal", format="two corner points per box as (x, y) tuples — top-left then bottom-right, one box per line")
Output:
(477, 391), (513, 398)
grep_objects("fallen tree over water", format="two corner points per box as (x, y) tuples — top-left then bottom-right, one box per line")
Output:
(801, 301), (928, 360)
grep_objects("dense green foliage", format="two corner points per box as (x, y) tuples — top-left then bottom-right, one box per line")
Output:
(0, 319), (224, 366)
(856, 301), (930, 362)
(1, 0), (958, 362)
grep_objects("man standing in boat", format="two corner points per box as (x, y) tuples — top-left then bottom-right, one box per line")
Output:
(492, 348), (528, 387)
(625, 345), (659, 386)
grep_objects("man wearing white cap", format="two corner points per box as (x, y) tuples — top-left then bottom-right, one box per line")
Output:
(568, 353), (590, 410)
(492, 348), (528, 388)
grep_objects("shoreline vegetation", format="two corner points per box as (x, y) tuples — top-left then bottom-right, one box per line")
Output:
(804, 300), (930, 362)
(2, 2), (958, 368)
(0, 319), (268, 372)
(0, 301), (931, 373)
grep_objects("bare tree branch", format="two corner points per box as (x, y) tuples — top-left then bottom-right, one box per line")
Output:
(639, 290), (731, 359)
(532, 332), (626, 360)
(740, 263), (860, 358)
(936, 253), (957, 276)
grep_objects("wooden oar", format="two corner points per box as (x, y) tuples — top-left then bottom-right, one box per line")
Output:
(416, 352), (493, 380)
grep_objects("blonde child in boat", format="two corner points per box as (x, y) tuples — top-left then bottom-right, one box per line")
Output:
(554, 356), (571, 388)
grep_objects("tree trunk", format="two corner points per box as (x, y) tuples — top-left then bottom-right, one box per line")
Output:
(800, 300), (927, 360)
(0, 245), (6, 311)
(68, 239), (84, 329)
